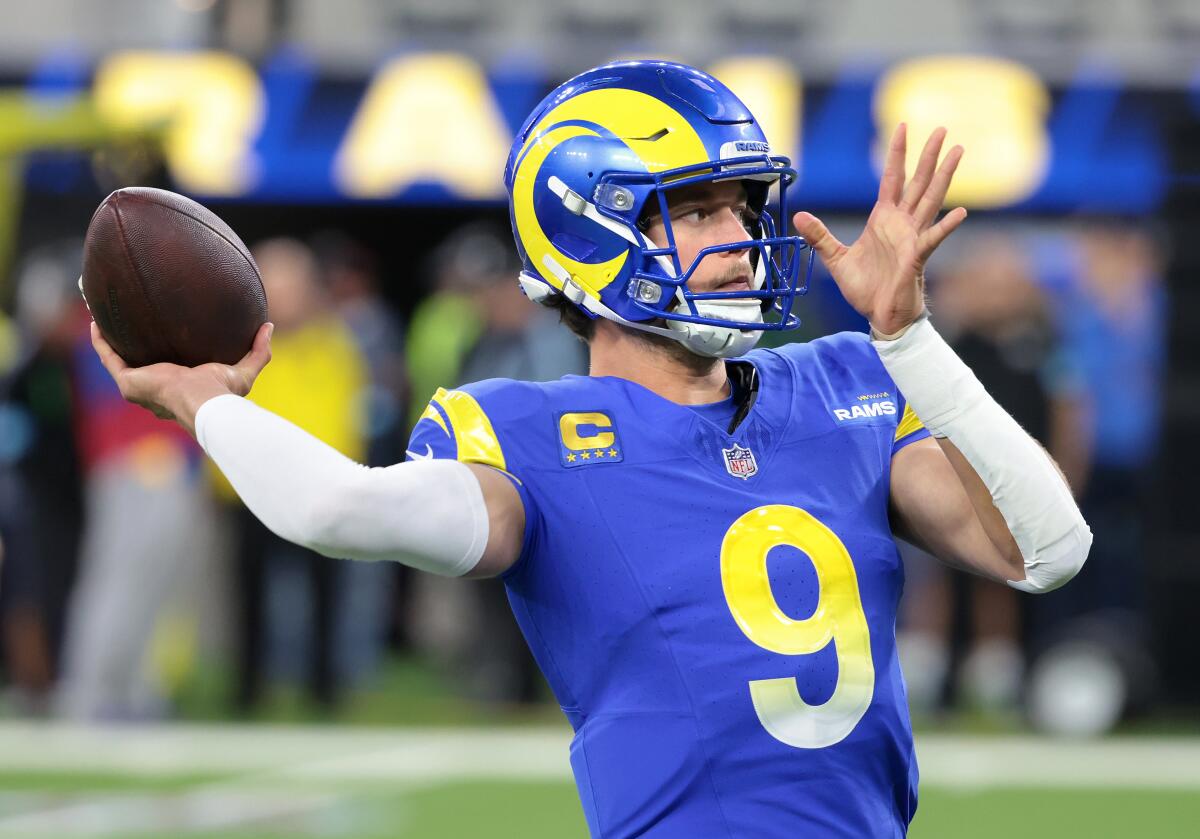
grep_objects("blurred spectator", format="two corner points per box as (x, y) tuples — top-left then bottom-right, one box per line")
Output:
(0, 469), (45, 707)
(0, 299), (51, 714)
(408, 221), (586, 706)
(404, 222), (503, 430)
(314, 231), (407, 688)
(456, 253), (590, 385)
(317, 231), (409, 467)
(1031, 223), (1166, 641)
(219, 237), (368, 713)
(30, 243), (215, 721)
(2, 245), (88, 714)
(898, 233), (1085, 715)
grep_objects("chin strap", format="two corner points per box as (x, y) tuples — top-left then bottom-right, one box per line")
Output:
(666, 302), (763, 357)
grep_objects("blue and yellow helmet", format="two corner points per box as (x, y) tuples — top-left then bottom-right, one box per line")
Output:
(504, 60), (812, 357)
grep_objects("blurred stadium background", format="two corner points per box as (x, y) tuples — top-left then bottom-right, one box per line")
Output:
(0, 0), (1198, 836)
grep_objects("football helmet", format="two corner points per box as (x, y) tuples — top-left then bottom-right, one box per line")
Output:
(504, 60), (813, 357)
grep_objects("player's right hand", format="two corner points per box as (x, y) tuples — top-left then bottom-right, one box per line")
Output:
(792, 124), (967, 337)
(90, 321), (273, 438)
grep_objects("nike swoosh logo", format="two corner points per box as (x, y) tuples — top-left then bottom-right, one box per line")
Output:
(406, 444), (435, 461)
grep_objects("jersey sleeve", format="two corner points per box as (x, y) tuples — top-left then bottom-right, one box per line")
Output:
(406, 384), (542, 570)
(406, 387), (506, 468)
(891, 395), (931, 455)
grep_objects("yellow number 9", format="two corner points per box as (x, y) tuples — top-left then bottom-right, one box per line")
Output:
(721, 505), (874, 748)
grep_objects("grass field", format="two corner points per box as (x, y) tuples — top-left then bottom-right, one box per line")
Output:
(0, 723), (1198, 838)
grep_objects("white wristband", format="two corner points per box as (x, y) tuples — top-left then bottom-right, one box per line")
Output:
(196, 394), (489, 576)
(873, 318), (1092, 593)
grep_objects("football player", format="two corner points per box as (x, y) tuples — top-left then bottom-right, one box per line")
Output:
(92, 61), (1091, 837)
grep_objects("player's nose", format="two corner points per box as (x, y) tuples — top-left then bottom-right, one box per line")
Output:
(713, 208), (751, 252)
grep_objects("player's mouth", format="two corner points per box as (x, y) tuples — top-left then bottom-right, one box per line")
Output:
(714, 272), (753, 292)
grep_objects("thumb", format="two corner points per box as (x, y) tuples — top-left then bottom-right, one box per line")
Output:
(90, 321), (129, 379)
(792, 212), (846, 267)
(231, 321), (273, 394)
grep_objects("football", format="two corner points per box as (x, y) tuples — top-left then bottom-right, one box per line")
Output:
(80, 187), (267, 368)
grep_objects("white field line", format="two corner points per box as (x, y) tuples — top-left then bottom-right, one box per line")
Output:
(0, 789), (345, 838)
(0, 722), (1198, 790)
(0, 723), (570, 783)
(915, 736), (1200, 791)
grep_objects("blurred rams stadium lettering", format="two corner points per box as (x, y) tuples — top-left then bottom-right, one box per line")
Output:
(2, 50), (1171, 211)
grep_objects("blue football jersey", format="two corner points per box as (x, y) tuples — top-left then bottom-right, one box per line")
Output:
(408, 332), (931, 838)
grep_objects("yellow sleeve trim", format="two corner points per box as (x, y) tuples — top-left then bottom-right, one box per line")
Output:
(894, 403), (925, 442)
(417, 402), (450, 437)
(431, 387), (506, 471)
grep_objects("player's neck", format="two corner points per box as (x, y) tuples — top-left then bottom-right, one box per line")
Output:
(588, 321), (730, 405)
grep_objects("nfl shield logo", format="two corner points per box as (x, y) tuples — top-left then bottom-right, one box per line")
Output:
(722, 443), (758, 480)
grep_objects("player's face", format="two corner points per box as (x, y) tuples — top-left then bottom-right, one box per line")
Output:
(642, 180), (757, 295)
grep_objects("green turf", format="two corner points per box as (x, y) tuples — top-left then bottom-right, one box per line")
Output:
(912, 787), (1200, 839)
(3, 777), (1198, 839)
(352, 780), (587, 839)
(171, 655), (564, 728)
(7, 649), (1199, 839)
(170, 653), (1200, 737)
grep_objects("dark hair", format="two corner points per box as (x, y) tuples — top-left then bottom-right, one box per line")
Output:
(542, 291), (596, 343)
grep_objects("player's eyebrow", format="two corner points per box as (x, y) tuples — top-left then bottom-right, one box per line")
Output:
(664, 182), (749, 209)
(639, 183), (749, 229)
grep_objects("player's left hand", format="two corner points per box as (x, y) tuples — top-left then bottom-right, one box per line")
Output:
(792, 124), (967, 336)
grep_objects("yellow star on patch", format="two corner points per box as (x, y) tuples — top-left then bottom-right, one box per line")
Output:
(608, 449), (618, 457)
(566, 453), (577, 462)
(580, 451), (591, 460)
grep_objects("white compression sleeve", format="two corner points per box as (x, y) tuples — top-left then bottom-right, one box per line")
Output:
(194, 394), (488, 576)
(873, 317), (1092, 593)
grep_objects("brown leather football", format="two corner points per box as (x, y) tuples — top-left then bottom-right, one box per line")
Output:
(81, 187), (267, 368)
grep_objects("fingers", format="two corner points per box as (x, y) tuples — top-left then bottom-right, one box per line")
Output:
(792, 212), (847, 267)
(231, 322), (274, 395)
(919, 206), (968, 256)
(90, 322), (129, 379)
(877, 123), (907, 206)
(879, 124), (907, 205)
(899, 127), (946, 213)
(92, 322), (158, 406)
(913, 144), (964, 230)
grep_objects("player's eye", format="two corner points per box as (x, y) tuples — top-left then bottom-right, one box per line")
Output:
(732, 206), (760, 234)
(674, 207), (708, 224)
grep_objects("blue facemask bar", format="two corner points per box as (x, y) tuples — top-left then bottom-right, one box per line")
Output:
(593, 154), (815, 331)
